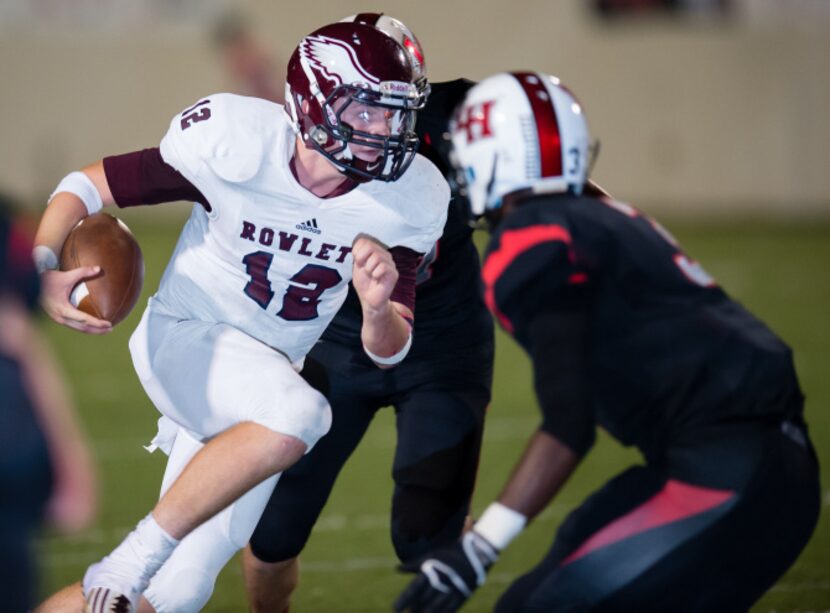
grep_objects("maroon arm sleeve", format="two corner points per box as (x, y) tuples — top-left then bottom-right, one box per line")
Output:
(102, 148), (210, 211)
(388, 246), (421, 320)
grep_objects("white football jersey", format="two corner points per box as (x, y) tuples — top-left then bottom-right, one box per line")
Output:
(153, 93), (448, 364)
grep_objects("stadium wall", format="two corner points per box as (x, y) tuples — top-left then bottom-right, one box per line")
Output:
(0, 0), (827, 217)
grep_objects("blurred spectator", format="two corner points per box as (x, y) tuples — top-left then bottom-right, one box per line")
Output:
(211, 11), (284, 103)
(0, 194), (97, 610)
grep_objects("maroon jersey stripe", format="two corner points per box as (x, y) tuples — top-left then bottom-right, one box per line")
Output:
(512, 72), (563, 179)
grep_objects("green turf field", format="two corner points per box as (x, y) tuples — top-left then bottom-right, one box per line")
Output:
(35, 209), (830, 611)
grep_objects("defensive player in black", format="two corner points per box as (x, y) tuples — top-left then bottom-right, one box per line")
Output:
(395, 72), (820, 612)
(241, 22), (495, 611)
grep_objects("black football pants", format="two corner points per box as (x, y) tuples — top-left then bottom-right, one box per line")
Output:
(495, 419), (820, 612)
(249, 339), (491, 565)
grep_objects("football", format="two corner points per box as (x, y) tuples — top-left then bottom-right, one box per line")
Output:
(59, 212), (144, 326)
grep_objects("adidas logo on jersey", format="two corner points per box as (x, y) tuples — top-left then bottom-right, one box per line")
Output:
(295, 218), (321, 234)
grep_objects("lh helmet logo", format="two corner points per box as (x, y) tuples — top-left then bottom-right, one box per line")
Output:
(455, 100), (496, 144)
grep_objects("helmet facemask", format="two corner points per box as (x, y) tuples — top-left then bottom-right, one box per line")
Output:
(304, 82), (424, 182)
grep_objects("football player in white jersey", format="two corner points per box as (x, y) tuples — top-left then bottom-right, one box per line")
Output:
(32, 20), (447, 613)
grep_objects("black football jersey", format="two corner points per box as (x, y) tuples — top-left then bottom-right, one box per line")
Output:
(321, 80), (493, 357)
(484, 192), (803, 459)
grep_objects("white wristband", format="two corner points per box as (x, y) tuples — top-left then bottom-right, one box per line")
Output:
(49, 171), (103, 215)
(474, 503), (527, 551)
(32, 245), (59, 274)
(363, 331), (413, 366)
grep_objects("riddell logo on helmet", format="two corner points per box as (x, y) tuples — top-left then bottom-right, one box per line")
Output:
(301, 35), (380, 88)
(455, 101), (496, 144)
(381, 81), (415, 96)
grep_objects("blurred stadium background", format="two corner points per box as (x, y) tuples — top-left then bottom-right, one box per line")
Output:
(1, 0), (827, 610)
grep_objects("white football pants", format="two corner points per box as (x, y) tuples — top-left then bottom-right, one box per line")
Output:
(127, 303), (332, 611)
(129, 301), (331, 448)
(141, 426), (275, 612)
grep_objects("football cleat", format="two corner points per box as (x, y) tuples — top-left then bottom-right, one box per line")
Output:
(82, 559), (145, 613)
(84, 587), (132, 613)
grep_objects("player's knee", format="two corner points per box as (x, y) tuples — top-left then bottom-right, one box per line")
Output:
(248, 487), (317, 562)
(250, 531), (307, 563)
(391, 438), (478, 560)
(393, 426), (480, 495)
(145, 567), (214, 613)
(259, 385), (332, 451)
(297, 390), (332, 449)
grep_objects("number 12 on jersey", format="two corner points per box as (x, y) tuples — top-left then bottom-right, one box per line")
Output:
(242, 251), (342, 321)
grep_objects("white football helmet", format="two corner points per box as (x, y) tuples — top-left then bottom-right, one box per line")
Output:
(449, 72), (591, 218)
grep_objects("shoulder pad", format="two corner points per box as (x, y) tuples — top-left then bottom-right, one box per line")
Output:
(160, 94), (282, 184)
(365, 154), (449, 253)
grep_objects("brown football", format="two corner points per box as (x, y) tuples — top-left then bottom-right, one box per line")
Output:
(59, 212), (144, 326)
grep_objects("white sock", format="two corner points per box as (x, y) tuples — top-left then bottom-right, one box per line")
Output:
(134, 513), (180, 558)
(117, 513), (179, 578)
(84, 513), (180, 602)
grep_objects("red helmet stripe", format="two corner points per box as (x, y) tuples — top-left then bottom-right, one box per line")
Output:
(512, 72), (562, 179)
(403, 38), (424, 67)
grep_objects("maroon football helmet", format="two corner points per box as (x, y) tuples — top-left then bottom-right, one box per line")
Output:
(285, 22), (426, 182)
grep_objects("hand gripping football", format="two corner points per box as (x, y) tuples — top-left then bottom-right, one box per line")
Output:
(59, 212), (144, 325)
